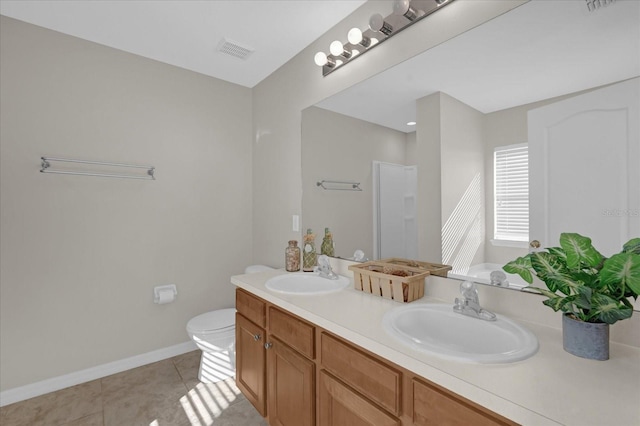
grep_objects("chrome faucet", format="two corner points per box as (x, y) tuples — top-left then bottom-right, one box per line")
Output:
(453, 281), (496, 321)
(316, 255), (338, 280)
(490, 270), (508, 287)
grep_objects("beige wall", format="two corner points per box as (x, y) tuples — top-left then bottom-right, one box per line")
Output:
(414, 92), (485, 267)
(301, 106), (407, 260)
(440, 93), (486, 270)
(416, 93), (443, 261)
(0, 17), (253, 390)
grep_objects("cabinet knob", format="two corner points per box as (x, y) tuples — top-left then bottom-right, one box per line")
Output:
(253, 334), (261, 341)
(264, 342), (273, 349)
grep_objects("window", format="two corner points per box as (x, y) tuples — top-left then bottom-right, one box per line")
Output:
(494, 143), (528, 242)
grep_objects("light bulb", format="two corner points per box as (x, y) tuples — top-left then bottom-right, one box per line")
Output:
(369, 13), (393, 36)
(330, 40), (351, 59)
(348, 28), (363, 45)
(393, 0), (410, 15)
(330, 40), (344, 56)
(314, 52), (328, 66)
(348, 27), (371, 48)
(393, 0), (421, 21)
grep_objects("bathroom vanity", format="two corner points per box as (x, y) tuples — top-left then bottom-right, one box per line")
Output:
(232, 269), (640, 426)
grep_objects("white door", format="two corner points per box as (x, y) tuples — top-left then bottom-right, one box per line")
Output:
(528, 78), (639, 255)
(373, 162), (418, 260)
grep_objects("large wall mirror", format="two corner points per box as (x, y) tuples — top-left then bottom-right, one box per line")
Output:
(302, 0), (639, 298)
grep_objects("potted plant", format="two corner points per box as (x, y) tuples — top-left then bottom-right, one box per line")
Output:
(503, 233), (640, 360)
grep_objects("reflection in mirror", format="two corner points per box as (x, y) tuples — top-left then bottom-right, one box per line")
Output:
(301, 0), (639, 304)
(301, 106), (409, 262)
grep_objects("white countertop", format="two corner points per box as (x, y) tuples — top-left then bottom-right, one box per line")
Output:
(231, 269), (640, 426)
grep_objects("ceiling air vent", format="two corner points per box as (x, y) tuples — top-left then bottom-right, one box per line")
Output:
(585, 0), (616, 12)
(216, 38), (254, 60)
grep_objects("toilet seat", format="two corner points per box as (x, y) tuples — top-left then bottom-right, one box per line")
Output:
(187, 308), (235, 334)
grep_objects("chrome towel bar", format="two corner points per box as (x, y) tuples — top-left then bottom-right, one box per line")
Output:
(40, 157), (155, 180)
(316, 180), (362, 191)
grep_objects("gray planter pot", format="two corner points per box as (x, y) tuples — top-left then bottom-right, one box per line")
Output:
(562, 313), (609, 360)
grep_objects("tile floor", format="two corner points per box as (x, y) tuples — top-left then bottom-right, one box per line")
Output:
(0, 351), (267, 426)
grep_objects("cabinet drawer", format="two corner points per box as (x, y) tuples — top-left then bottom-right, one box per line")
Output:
(320, 333), (401, 416)
(236, 288), (266, 328)
(319, 371), (400, 426)
(269, 306), (315, 359)
(413, 378), (518, 426)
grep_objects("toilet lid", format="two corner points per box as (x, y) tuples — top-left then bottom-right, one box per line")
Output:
(187, 308), (235, 332)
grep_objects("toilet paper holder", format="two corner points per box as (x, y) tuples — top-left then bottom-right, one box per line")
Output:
(154, 284), (178, 304)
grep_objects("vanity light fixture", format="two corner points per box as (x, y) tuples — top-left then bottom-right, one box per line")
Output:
(407, 121), (416, 126)
(314, 0), (456, 77)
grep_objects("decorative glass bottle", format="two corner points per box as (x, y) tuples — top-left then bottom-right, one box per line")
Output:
(302, 229), (317, 272)
(285, 240), (300, 272)
(321, 227), (335, 257)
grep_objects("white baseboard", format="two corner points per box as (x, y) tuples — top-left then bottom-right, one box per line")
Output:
(0, 341), (198, 407)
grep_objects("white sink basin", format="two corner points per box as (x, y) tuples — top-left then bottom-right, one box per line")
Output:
(382, 303), (538, 363)
(265, 272), (350, 295)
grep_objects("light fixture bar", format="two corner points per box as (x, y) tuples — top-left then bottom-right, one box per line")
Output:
(316, 0), (455, 77)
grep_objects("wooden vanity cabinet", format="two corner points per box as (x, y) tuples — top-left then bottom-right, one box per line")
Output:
(235, 288), (518, 426)
(235, 289), (316, 425)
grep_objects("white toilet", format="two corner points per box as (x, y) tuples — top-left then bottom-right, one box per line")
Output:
(186, 265), (273, 383)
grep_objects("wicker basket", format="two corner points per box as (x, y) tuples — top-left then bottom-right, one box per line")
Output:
(347, 260), (425, 302)
(379, 258), (452, 278)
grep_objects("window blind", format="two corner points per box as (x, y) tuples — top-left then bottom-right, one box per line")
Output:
(494, 144), (529, 241)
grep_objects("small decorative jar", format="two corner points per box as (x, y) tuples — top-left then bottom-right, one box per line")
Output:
(285, 240), (300, 272)
(302, 229), (317, 272)
(321, 227), (335, 257)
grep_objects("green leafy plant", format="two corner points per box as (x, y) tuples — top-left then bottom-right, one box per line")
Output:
(504, 233), (640, 324)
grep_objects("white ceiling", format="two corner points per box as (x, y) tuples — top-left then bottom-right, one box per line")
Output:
(0, 0), (367, 88)
(317, 0), (640, 132)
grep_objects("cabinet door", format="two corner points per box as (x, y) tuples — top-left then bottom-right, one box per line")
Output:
(236, 313), (266, 416)
(267, 337), (315, 426)
(318, 371), (400, 426)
